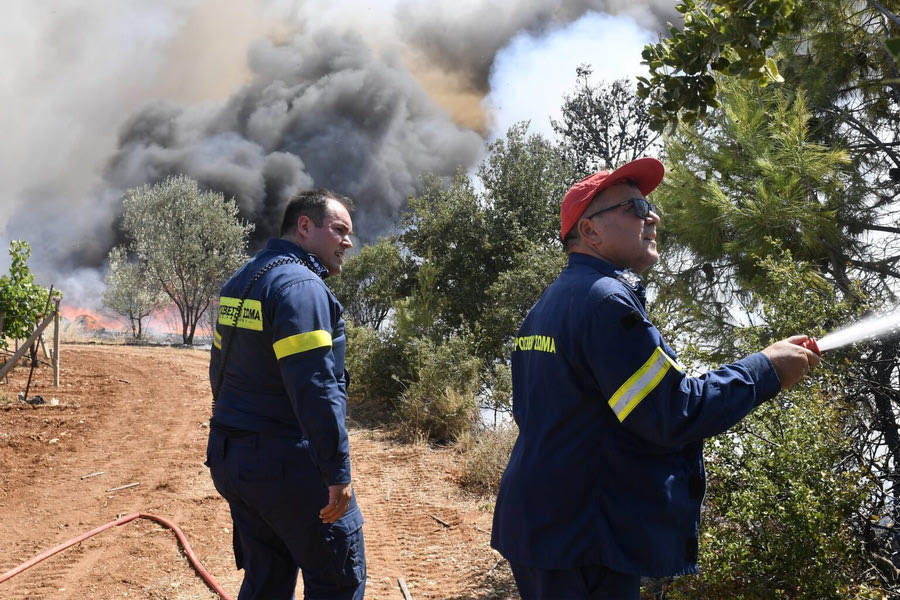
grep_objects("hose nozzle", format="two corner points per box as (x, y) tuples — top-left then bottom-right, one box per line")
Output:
(800, 336), (821, 356)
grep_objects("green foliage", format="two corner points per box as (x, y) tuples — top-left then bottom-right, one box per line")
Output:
(478, 122), (574, 252)
(338, 124), (574, 434)
(399, 171), (495, 337)
(652, 77), (854, 362)
(888, 37), (900, 60)
(396, 333), (482, 444)
(344, 324), (412, 420)
(638, 0), (800, 130)
(0, 241), (61, 348)
(666, 249), (872, 598)
(348, 319), (485, 444)
(327, 236), (412, 330)
(395, 125), (573, 364)
(392, 253), (447, 343)
(101, 246), (166, 339)
(661, 80), (849, 281)
(672, 394), (868, 600)
(552, 68), (661, 173)
(121, 175), (253, 344)
(346, 321), (483, 447)
(638, 0), (900, 146)
(477, 249), (566, 367)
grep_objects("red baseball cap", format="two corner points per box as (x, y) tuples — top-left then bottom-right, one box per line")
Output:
(560, 157), (665, 240)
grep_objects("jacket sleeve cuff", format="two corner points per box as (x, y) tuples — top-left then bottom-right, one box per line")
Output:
(743, 351), (782, 402)
(326, 462), (353, 486)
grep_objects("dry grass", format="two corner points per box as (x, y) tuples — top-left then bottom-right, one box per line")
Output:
(456, 422), (518, 496)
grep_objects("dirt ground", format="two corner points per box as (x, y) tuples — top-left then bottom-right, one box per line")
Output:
(0, 343), (518, 599)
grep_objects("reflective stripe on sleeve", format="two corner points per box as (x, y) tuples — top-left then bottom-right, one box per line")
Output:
(213, 329), (222, 349)
(609, 347), (682, 422)
(273, 330), (333, 359)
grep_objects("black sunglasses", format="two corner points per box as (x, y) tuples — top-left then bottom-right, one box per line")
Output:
(583, 197), (657, 220)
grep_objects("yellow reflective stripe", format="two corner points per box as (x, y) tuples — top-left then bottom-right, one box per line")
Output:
(609, 347), (681, 422)
(218, 297), (263, 331)
(273, 330), (332, 359)
(213, 329), (222, 349)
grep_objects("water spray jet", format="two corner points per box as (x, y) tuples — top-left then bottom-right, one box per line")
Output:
(799, 310), (900, 357)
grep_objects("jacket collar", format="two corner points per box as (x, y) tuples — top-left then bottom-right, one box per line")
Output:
(266, 238), (330, 280)
(567, 252), (646, 302)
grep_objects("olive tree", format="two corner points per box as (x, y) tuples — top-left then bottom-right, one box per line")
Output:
(120, 175), (253, 345)
(101, 246), (166, 339)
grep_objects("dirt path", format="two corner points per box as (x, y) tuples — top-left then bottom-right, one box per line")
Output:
(0, 343), (517, 599)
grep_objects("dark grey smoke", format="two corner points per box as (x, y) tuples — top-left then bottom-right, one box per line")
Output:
(104, 30), (483, 248)
(1, 0), (680, 307)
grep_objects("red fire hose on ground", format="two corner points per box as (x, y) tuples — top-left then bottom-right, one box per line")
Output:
(0, 512), (234, 600)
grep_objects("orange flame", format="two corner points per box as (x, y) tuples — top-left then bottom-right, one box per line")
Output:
(58, 305), (127, 332)
(58, 304), (214, 339)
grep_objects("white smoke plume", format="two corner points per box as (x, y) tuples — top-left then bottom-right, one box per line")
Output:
(0, 0), (678, 309)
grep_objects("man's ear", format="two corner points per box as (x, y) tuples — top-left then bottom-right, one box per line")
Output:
(295, 215), (313, 239)
(577, 216), (602, 246)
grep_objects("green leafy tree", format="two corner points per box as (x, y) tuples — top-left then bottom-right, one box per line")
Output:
(392, 253), (446, 343)
(398, 170), (494, 339)
(665, 249), (873, 599)
(397, 125), (574, 350)
(337, 124), (574, 434)
(101, 246), (166, 339)
(652, 79), (853, 362)
(636, 0), (900, 359)
(479, 122), (574, 252)
(552, 67), (662, 173)
(637, 0), (801, 130)
(638, 0), (900, 135)
(0, 241), (60, 349)
(639, 1), (900, 586)
(120, 175), (253, 345)
(326, 236), (412, 330)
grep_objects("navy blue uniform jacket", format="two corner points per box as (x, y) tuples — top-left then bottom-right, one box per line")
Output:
(491, 253), (781, 577)
(210, 238), (352, 487)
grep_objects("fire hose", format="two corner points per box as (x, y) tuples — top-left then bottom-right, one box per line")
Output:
(0, 512), (234, 600)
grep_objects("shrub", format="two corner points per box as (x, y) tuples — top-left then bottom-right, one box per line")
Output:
(344, 324), (412, 425)
(396, 334), (482, 444)
(666, 388), (868, 600)
(457, 422), (518, 495)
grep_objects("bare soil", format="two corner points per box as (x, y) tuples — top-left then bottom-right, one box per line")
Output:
(0, 343), (517, 599)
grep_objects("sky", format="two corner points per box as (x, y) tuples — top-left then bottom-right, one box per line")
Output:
(0, 0), (675, 309)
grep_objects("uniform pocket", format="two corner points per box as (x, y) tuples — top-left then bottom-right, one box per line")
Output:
(319, 517), (366, 586)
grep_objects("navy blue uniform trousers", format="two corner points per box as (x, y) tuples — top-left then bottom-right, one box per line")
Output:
(509, 562), (641, 600)
(207, 429), (366, 599)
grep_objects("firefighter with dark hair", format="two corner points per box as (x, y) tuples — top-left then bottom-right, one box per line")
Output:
(207, 188), (365, 599)
(491, 158), (819, 599)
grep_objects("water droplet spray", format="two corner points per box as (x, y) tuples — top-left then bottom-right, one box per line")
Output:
(800, 309), (900, 356)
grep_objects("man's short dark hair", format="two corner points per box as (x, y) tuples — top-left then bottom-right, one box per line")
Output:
(280, 189), (355, 236)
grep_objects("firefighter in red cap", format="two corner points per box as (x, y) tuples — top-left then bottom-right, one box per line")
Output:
(491, 157), (819, 599)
